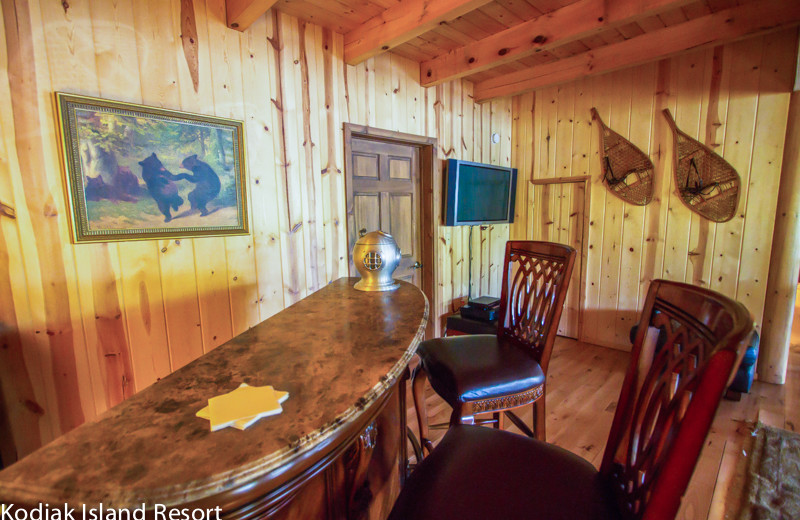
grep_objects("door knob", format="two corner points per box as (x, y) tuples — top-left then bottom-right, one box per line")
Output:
(411, 261), (423, 269)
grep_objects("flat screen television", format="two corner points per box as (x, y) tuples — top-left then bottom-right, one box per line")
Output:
(444, 159), (517, 226)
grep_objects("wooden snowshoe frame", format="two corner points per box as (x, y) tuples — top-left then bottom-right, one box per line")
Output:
(591, 107), (654, 206)
(663, 108), (740, 223)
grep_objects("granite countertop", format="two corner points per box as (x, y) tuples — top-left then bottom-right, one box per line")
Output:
(0, 277), (428, 507)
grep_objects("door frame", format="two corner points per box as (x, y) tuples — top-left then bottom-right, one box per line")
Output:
(530, 175), (591, 342)
(344, 123), (437, 339)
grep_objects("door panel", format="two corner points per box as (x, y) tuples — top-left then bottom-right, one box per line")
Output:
(531, 181), (585, 339)
(347, 137), (422, 289)
(389, 194), (414, 257)
(354, 153), (380, 178)
(354, 193), (381, 234)
(389, 157), (412, 180)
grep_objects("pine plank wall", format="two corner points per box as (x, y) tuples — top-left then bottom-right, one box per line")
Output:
(511, 29), (798, 351)
(0, 0), (796, 462)
(0, 0), (511, 460)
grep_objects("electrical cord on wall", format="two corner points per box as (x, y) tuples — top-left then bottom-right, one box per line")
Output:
(467, 225), (474, 303)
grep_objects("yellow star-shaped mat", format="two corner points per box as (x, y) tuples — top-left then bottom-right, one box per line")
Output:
(196, 383), (289, 431)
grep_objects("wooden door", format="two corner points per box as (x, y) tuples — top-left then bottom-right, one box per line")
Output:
(530, 179), (586, 339)
(346, 137), (423, 287)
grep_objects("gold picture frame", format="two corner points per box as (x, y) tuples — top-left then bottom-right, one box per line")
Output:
(55, 92), (249, 243)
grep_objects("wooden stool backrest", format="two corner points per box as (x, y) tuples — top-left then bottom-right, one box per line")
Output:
(497, 241), (577, 374)
(600, 280), (753, 520)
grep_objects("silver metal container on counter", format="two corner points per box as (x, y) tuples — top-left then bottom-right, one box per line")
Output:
(352, 230), (401, 291)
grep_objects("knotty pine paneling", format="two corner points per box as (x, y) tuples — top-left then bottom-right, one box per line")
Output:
(512, 29), (798, 351)
(0, 0), (511, 460)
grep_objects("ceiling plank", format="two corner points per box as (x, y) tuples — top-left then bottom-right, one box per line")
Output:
(474, 0), (800, 101)
(421, 0), (695, 86)
(344, 0), (494, 65)
(226, 0), (279, 31)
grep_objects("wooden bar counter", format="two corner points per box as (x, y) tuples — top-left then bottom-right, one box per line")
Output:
(0, 278), (428, 519)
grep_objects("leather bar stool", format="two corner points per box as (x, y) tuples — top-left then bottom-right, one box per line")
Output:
(391, 280), (754, 520)
(412, 240), (577, 454)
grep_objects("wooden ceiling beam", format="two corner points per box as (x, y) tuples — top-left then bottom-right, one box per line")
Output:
(226, 0), (279, 31)
(474, 0), (800, 102)
(421, 0), (695, 86)
(344, 0), (494, 65)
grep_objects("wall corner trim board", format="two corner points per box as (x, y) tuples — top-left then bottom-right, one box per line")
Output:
(0, 0), (510, 459)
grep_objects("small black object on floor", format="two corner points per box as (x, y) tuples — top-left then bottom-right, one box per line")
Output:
(446, 314), (497, 335)
(459, 296), (500, 323)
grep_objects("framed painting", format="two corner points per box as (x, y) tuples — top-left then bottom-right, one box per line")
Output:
(55, 92), (249, 243)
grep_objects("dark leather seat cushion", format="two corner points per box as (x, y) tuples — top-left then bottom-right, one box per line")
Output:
(389, 425), (620, 520)
(417, 334), (545, 404)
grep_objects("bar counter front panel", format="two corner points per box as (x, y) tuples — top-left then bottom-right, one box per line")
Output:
(0, 278), (429, 519)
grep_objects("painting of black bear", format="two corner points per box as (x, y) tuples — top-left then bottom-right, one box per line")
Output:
(56, 92), (248, 242)
(174, 155), (221, 216)
(138, 153), (184, 222)
(84, 167), (140, 202)
(81, 139), (142, 202)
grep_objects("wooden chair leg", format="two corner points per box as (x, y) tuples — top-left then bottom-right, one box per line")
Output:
(492, 411), (504, 429)
(449, 404), (473, 427)
(504, 410), (535, 437)
(533, 396), (546, 441)
(399, 367), (409, 486)
(411, 364), (434, 456)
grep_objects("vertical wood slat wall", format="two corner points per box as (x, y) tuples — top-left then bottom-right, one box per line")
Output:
(0, 0), (511, 460)
(511, 29), (798, 351)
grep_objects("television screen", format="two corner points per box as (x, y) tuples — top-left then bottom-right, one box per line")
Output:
(445, 159), (517, 226)
(456, 164), (511, 222)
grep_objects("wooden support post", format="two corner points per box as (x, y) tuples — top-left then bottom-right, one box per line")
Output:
(474, 0), (800, 102)
(420, 0), (693, 87)
(226, 0), (278, 31)
(760, 84), (800, 385)
(344, 0), (493, 65)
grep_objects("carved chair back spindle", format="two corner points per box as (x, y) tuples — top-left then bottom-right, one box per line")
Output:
(497, 241), (577, 375)
(599, 280), (753, 520)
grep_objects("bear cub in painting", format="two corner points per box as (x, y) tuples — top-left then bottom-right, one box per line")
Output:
(175, 154), (222, 216)
(138, 153), (183, 222)
(84, 166), (139, 203)
(81, 141), (140, 202)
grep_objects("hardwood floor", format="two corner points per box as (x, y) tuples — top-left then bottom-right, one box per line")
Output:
(405, 324), (800, 519)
